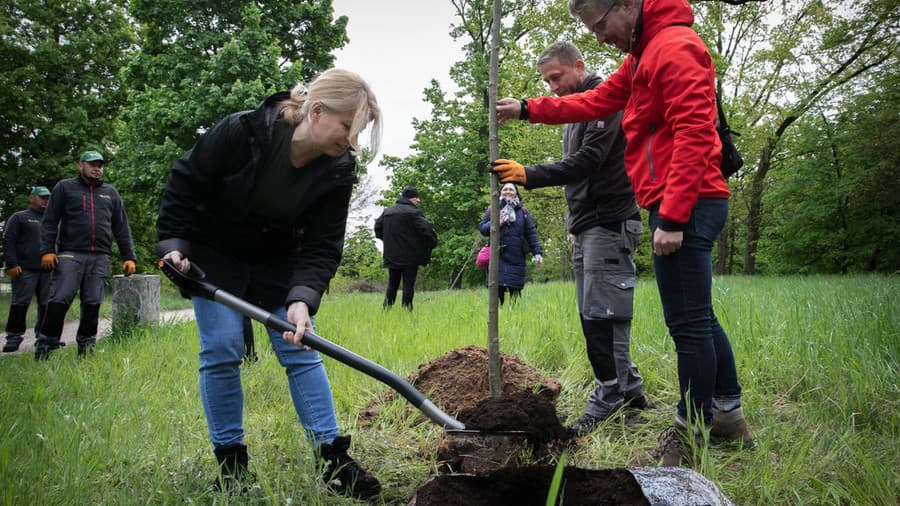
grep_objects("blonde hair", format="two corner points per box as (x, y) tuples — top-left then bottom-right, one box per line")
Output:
(278, 68), (382, 158)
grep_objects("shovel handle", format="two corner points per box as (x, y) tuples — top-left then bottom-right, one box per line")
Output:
(157, 258), (464, 430)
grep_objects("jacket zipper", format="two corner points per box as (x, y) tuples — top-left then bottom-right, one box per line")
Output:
(647, 124), (656, 181)
(89, 186), (96, 251)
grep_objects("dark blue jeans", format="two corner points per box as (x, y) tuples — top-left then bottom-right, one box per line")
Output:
(649, 199), (741, 425)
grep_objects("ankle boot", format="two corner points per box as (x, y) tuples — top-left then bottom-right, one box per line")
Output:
(212, 443), (254, 494)
(318, 436), (381, 499)
(710, 406), (754, 448)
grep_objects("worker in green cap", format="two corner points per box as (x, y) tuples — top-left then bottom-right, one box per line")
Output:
(35, 150), (137, 359)
(2, 186), (52, 352)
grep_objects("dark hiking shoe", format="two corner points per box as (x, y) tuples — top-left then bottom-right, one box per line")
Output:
(642, 424), (704, 467)
(77, 344), (95, 357)
(710, 406), (754, 449)
(3, 340), (21, 353)
(568, 413), (608, 436)
(319, 436), (381, 499)
(624, 395), (650, 411)
(212, 443), (255, 495)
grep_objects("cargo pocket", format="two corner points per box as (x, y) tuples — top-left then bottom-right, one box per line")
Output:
(586, 272), (636, 320)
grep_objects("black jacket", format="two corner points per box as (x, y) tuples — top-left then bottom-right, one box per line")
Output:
(4, 208), (44, 270)
(524, 73), (639, 234)
(156, 91), (358, 314)
(374, 198), (437, 269)
(41, 177), (136, 260)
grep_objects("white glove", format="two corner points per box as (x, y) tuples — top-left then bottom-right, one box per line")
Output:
(532, 254), (543, 267)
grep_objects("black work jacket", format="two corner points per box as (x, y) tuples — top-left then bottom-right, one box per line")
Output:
(41, 177), (136, 260)
(4, 208), (44, 270)
(156, 91), (357, 314)
(524, 74), (639, 234)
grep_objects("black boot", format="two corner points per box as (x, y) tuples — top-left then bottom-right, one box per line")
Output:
(3, 303), (26, 352)
(35, 302), (69, 360)
(212, 443), (254, 494)
(318, 436), (381, 499)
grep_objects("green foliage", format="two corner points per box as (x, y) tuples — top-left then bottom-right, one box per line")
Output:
(0, 0), (134, 219)
(758, 70), (900, 274)
(0, 276), (896, 504)
(338, 225), (384, 282)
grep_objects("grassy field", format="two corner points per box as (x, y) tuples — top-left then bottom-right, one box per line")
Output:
(0, 275), (896, 504)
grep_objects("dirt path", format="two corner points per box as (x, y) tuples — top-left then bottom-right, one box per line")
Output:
(1, 308), (196, 356)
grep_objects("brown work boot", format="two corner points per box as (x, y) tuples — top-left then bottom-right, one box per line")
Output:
(710, 406), (754, 448)
(642, 418), (705, 467)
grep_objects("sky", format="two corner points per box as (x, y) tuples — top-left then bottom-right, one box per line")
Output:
(331, 1), (464, 222)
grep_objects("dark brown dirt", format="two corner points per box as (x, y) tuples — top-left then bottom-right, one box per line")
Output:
(358, 345), (561, 422)
(411, 466), (651, 506)
(456, 389), (571, 444)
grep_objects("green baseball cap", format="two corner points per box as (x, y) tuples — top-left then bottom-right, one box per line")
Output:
(30, 186), (51, 197)
(79, 150), (105, 162)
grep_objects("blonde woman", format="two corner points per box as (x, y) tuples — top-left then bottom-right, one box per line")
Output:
(157, 69), (382, 498)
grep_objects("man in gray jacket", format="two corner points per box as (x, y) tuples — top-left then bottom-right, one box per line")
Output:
(2, 186), (52, 352)
(491, 41), (647, 434)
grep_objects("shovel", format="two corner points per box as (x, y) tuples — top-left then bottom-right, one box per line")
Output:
(157, 258), (465, 431)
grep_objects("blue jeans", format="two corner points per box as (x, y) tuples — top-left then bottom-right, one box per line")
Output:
(649, 199), (741, 425)
(192, 297), (340, 449)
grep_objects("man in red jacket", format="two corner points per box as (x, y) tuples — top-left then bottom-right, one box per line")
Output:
(495, 0), (752, 466)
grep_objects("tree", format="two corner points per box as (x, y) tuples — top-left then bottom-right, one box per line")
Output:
(0, 0), (134, 219)
(758, 68), (900, 273)
(696, 0), (898, 274)
(112, 1), (348, 268)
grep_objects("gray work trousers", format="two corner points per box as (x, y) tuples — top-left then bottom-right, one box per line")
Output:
(573, 221), (645, 418)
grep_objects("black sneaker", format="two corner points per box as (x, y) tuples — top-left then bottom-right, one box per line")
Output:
(2, 342), (20, 353)
(624, 395), (650, 411)
(319, 436), (381, 499)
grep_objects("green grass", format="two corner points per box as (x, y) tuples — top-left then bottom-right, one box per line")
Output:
(0, 275), (897, 504)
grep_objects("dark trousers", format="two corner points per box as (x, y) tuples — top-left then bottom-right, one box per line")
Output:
(498, 286), (521, 306)
(384, 266), (418, 310)
(649, 199), (741, 425)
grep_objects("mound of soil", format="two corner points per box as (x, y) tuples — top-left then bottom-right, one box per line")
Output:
(411, 466), (650, 506)
(359, 345), (561, 423)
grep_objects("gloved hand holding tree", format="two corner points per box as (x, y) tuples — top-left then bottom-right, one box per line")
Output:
(490, 159), (527, 185)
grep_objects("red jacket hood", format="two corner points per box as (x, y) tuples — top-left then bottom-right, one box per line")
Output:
(631, 0), (696, 56)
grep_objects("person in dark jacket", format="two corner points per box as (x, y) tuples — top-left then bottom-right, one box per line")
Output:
(491, 41), (647, 435)
(2, 186), (52, 352)
(157, 69), (383, 499)
(496, 0), (752, 466)
(478, 183), (543, 305)
(374, 186), (437, 311)
(36, 151), (137, 359)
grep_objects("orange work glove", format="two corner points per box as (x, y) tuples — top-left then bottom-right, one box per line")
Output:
(6, 266), (22, 278)
(490, 159), (527, 185)
(122, 260), (136, 276)
(41, 253), (58, 270)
